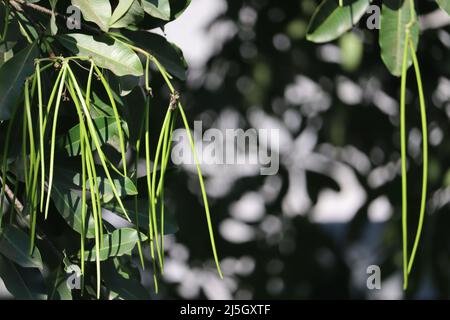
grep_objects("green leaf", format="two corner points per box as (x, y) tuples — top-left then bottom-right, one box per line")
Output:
(53, 163), (138, 203)
(51, 184), (96, 238)
(111, 1), (145, 30)
(306, 0), (370, 43)
(379, 0), (419, 76)
(57, 34), (143, 77)
(0, 255), (47, 300)
(104, 199), (179, 235)
(110, 0), (139, 27)
(96, 174), (138, 203)
(48, 267), (72, 300)
(122, 30), (187, 80)
(72, 0), (112, 32)
(436, 0), (450, 15)
(102, 259), (150, 300)
(84, 228), (146, 261)
(142, 0), (171, 21)
(0, 42), (38, 120)
(59, 116), (129, 157)
(110, 0), (135, 24)
(170, 0), (191, 19)
(89, 91), (115, 118)
(0, 226), (42, 269)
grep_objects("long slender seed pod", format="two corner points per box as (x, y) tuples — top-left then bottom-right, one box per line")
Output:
(68, 76), (104, 244)
(36, 62), (46, 213)
(150, 109), (171, 271)
(133, 164), (145, 269)
(134, 95), (148, 269)
(151, 108), (171, 270)
(178, 105), (223, 278)
(22, 103), (29, 200)
(400, 31), (410, 291)
(66, 66), (131, 222)
(45, 63), (66, 117)
(26, 79), (36, 195)
(67, 78), (102, 299)
(85, 61), (105, 246)
(93, 65), (128, 177)
(407, 38), (428, 275)
(44, 64), (68, 219)
(84, 61), (124, 178)
(25, 78), (41, 253)
(159, 110), (172, 265)
(29, 158), (39, 253)
(149, 56), (222, 277)
(86, 61), (94, 108)
(85, 148), (102, 299)
(80, 118), (87, 293)
(85, 141), (105, 247)
(144, 96), (159, 292)
(156, 111), (177, 198)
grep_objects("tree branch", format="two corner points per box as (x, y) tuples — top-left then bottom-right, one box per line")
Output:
(0, 177), (24, 214)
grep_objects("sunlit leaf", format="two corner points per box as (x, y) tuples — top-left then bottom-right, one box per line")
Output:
(306, 0), (370, 43)
(72, 0), (112, 32)
(83, 228), (146, 261)
(122, 30), (187, 80)
(379, 0), (419, 76)
(59, 116), (129, 157)
(142, 0), (170, 21)
(58, 34), (143, 77)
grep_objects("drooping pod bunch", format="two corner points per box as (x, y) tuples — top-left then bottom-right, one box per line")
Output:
(305, 0), (432, 291)
(0, 0), (221, 300)
(0, 50), (222, 298)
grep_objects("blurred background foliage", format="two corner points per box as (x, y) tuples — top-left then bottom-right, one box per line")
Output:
(152, 0), (450, 299)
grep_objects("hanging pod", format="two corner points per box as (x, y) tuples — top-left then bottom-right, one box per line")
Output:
(399, 30), (428, 291)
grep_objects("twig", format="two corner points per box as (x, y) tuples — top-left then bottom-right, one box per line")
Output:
(0, 177), (24, 213)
